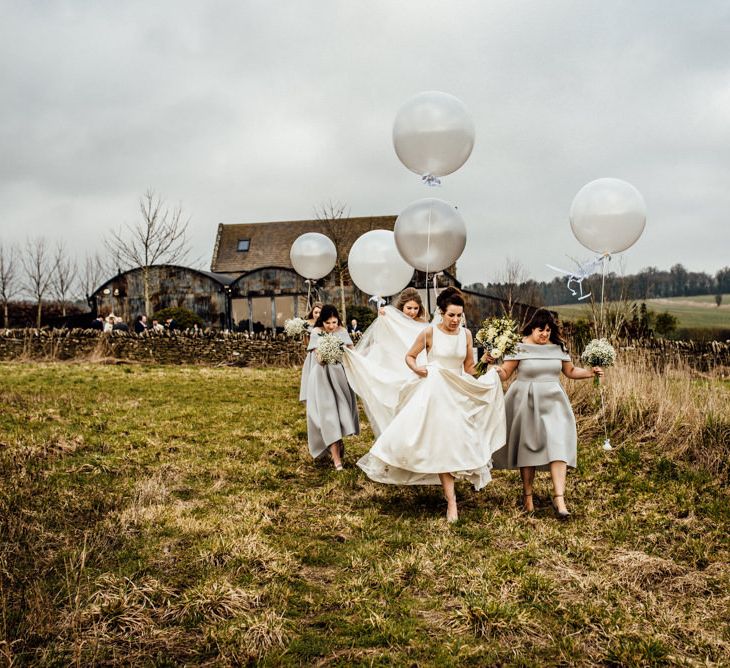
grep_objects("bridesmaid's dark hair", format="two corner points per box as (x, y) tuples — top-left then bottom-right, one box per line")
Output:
(523, 308), (567, 352)
(314, 304), (341, 328)
(436, 286), (465, 313)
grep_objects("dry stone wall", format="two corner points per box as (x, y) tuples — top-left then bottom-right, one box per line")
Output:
(0, 329), (727, 372)
(0, 329), (308, 367)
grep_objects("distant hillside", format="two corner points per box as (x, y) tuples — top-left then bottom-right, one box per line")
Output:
(554, 294), (730, 330)
(466, 264), (730, 307)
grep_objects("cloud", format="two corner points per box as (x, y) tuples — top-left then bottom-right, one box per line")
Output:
(1, 0), (728, 286)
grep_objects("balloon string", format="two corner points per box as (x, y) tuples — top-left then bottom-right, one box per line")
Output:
(599, 253), (609, 339)
(424, 204), (433, 354)
(432, 272), (443, 302)
(545, 254), (609, 302)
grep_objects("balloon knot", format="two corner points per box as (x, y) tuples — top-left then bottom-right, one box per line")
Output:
(421, 174), (441, 187)
(368, 295), (386, 308)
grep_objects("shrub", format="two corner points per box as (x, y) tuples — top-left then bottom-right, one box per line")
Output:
(654, 311), (679, 337)
(151, 307), (205, 330)
(675, 327), (730, 342)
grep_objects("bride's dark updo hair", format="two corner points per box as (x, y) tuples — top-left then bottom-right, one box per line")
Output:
(436, 286), (465, 313)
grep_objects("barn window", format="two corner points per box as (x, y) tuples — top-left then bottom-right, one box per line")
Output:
(237, 239), (250, 252)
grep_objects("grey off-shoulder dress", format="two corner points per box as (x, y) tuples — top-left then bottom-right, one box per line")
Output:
(305, 328), (360, 459)
(492, 343), (576, 471)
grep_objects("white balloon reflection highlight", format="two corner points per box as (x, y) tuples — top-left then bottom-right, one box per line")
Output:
(394, 198), (467, 273)
(348, 230), (414, 298)
(289, 233), (337, 280)
(393, 91), (475, 180)
(569, 178), (647, 255)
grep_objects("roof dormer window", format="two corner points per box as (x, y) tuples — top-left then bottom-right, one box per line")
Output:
(237, 239), (250, 252)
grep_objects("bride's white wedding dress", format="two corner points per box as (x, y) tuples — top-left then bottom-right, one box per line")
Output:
(355, 325), (506, 490)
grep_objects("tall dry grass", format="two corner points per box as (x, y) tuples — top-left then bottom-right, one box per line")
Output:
(1, 362), (728, 664)
(568, 348), (729, 481)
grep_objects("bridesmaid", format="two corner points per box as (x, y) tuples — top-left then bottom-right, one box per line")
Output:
(488, 309), (603, 520)
(305, 304), (360, 470)
(299, 302), (323, 402)
(305, 302), (323, 329)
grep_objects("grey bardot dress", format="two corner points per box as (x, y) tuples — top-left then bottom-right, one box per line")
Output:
(492, 343), (576, 471)
(306, 328), (360, 459)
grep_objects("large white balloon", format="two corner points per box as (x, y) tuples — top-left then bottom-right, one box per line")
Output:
(289, 233), (337, 279)
(394, 198), (467, 273)
(348, 230), (414, 297)
(393, 91), (475, 179)
(570, 178), (647, 254)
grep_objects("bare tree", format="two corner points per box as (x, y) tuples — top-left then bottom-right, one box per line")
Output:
(314, 200), (350, 322)
(106, 189), (190, 317)
(490, 258), (543, 326)
(0, 242), (20, 328)
(21, 237), (53, 328)
(51, 240), (77, 318)
(79, 251), (108, 303)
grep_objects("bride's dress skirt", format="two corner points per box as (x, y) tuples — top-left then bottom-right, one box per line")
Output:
(357, 367), (506, 490)
(344, 307), (427, 437)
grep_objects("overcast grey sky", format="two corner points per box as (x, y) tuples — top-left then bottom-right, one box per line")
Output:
(1, 0), (728, 286)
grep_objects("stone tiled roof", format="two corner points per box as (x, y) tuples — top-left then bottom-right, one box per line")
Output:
(210, 216), (397, 275)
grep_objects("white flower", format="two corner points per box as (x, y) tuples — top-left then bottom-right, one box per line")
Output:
(317, 332), (345, 364)
(475, 316), (520, 360)
(581, 338), (616, 367)
(284, 317), (308, 338)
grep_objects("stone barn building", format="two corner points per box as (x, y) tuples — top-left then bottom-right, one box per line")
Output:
(87, 216), (542, 331)
(90, 265), (233, 327)
(211, 215), (538, 332)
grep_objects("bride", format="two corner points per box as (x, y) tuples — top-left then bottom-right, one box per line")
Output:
(356, 287), (506, 522)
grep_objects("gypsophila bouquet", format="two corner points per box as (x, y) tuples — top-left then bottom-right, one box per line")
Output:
(581, 338), (616, 386)
(474, 315), (521, 376)
(316, 332), (345, 365)
(284, 317), (309, 338)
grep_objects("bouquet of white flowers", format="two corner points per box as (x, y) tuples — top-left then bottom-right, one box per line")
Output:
(581, 338), (616, 386)
(474, 315), (521, 376)
(284, 317), (309, 338)
(316, 332), (345, 365)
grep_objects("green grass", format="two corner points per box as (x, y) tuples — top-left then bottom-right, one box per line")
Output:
(1, 363), (728, 665)
(554, 294), (730, 330)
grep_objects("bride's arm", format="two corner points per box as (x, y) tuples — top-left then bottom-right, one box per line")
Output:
(405, 327), (432, 378)
(464, 329), (476, 376)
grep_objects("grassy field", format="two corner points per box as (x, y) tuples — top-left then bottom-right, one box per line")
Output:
(554, 294), (730, 330)
(1, 362), (729, 666)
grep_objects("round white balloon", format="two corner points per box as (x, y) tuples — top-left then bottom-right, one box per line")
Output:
(394, 198), (467, 273)
(348, 230), (414, 297)
(289, 233), (337, 279)
(570, 178), (647, 254)
(393, 91), (475, 178)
